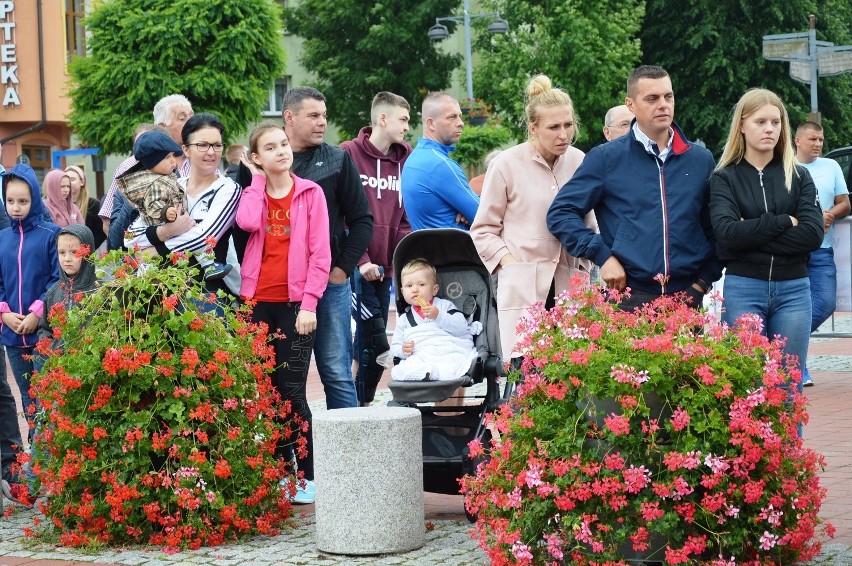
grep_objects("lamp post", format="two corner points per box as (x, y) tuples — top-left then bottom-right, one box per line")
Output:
(427, 0), (508, 101)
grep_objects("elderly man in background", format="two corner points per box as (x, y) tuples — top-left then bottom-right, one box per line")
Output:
(602, 104), (633, 142)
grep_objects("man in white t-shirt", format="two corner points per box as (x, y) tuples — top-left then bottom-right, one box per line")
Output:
(795, 121), (851, 386)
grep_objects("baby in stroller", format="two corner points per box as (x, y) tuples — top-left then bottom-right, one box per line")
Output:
(391, 258), (482, 381)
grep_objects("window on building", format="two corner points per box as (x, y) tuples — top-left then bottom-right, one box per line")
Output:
(262, 77), (291, 117)
(66, 0), (86, 62)
(22, 145), (51, 184)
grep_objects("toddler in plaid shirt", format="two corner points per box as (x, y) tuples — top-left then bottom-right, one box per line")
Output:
(116, 130), (231, 280)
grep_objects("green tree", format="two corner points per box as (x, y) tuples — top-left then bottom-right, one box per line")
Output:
(283, 0), (462, 139)
(812, 0), (852, 151)
(68, 0), (285, 155)
(640, 0), (852, 154)
(471, 0), (644, 149)
(451, 120), (511, 171)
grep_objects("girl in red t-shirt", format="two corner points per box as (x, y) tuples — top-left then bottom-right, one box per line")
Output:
(236, 123), (330, 504)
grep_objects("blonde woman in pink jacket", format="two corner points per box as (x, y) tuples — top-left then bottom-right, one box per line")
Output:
(471, 75), (594, 363)
(236, 122), (330, 505)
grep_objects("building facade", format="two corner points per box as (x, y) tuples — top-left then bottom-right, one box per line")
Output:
(0, 0), (82, 181)
(0, 0), (462, 189)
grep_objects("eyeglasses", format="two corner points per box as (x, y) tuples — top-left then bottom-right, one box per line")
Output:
(186, 142), (225, 153)
(608, 121), (631, 130)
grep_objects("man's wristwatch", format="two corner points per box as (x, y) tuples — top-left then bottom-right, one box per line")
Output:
(694, 278), (710, 294)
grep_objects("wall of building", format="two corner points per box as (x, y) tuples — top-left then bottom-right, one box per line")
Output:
(0, 0), (470, 191)
(0, 0), (73, 179)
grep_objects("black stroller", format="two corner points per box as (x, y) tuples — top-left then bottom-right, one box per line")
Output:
(387, 229), (507, 518)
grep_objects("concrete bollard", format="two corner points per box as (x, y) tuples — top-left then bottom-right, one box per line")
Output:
(313, 406), (424, 555)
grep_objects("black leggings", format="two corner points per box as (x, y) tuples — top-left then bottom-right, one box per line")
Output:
(250, 301), (316, 480)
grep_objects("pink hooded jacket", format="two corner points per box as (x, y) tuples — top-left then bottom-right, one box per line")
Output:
(235, 173), (330, 311)
(43, 169), (83, 227)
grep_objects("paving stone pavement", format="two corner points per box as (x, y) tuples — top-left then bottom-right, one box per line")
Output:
(0, 509), (486, 565)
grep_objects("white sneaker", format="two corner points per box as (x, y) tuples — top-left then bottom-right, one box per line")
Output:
(280, 478), (315, 505)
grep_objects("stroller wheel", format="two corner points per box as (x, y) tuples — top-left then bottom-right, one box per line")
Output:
(465, 507), (477, 523)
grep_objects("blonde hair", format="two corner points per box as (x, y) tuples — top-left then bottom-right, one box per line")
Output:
(716, 88), (797, 191)
(525, 74), (577, 142)
(65, 164), (89, 217)
(400, 258), (437, 284)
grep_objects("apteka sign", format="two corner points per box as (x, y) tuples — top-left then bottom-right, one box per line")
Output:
(0, 0), (21, 107)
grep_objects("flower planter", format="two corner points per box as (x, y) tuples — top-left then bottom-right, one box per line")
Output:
(28, 252), (298, 551)
(468, 115), (489, 126)
(579, 390), (672, 462)
(462, 280), (831, 565)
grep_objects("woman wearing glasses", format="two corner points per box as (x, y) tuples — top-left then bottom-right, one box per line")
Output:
(126, 113), (241, 304)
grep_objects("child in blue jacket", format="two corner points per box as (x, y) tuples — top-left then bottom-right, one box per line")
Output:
(0, 164), (61, 441)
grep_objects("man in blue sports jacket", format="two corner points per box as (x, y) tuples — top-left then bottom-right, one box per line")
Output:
(547, 65), (721, 310)
(401, 92), (480, 230)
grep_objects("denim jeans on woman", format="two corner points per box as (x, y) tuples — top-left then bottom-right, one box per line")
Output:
(721, 275), (812, 394)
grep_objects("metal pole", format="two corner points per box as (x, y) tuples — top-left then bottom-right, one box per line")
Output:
(463, 0), (474, 100)
(809, 14), (818, 114)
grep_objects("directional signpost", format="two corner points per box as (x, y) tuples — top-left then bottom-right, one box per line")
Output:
(763, 15), (852, 122)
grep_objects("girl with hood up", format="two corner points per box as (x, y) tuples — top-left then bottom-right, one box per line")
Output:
(42, 169), (83, 227)
(0, 163), (61, 439)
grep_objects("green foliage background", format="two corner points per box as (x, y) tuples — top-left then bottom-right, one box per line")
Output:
(641, 0), (852, 154)
(283, 0), (463, 140)
(451, 121), (511, 169)
(472, 0), (645, 149)
(69, 0), (852, 157)
(68, 0), (285, 155)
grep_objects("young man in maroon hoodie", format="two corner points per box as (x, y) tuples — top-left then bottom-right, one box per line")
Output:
(341, 92), (413, 405)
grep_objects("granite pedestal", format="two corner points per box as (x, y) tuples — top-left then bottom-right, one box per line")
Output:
(313, 406), (424, 555)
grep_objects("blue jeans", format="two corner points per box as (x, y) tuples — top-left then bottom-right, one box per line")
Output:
(351, 272), (392, 405)
(803, 248), (837, 382)
(808, 247), (837, 332)
(6, 346), (35, 441)
(0, 345), (25, 478)
(722, 275), (811, 394)
(314, 279), (357, 409)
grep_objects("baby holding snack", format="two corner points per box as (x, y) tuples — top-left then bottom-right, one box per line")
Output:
(390, 258), (481, 381)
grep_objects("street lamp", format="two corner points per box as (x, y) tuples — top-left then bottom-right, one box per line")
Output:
(427, 0), (509, 101)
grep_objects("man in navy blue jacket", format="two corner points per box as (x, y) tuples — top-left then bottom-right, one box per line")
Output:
(547, 65), (721, 310)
